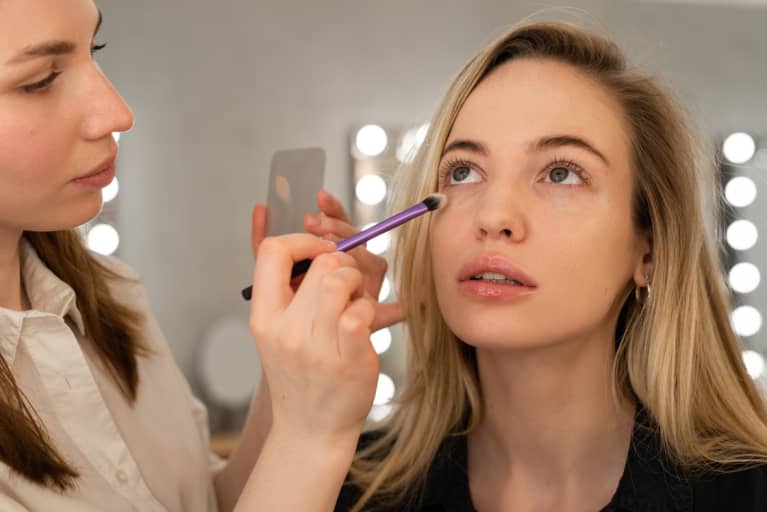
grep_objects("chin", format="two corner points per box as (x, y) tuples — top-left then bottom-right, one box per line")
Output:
(26, 198), (103, 232)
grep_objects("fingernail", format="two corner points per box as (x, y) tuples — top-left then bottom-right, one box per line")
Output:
(305, 215), (320, 227)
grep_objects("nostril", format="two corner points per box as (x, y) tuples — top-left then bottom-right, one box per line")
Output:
(501, 229), (512, 237)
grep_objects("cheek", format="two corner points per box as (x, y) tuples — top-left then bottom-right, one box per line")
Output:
(0, 119), (86, 230)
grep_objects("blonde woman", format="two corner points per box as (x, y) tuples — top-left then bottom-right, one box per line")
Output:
(333, 22), (767, 512)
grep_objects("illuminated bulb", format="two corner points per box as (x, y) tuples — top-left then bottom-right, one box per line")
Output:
(356, 125), (388, 157)
(731, 306), (763, 338)
(743, 350), (765, 380)
(374, 373), (395, 405)
(725, 176), (757, 208)
(355, 174), (387, 206)
(729, 263), (760, 294)
(87, 223), (120, 256)
(379, 276), (391, 302)
(396, 123), (429, 163)
(722, 132), (756, 164)
(368, 404), (393, 422)
(102, 177), (120, 203)
(371, 328), (392, 354)
(727, 220), (758, 251)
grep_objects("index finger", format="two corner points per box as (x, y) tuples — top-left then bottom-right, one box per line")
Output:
(251, 234), (337, 322)
(317, 189), (352, 224)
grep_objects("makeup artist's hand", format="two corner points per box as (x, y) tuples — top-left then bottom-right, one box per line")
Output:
(303, 190), (404, 331)
(249, 234), (379, 442)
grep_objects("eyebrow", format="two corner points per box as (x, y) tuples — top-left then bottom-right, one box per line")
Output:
(6, 10), (103, 65)
(441, 134), (610, 166)
(535, 135), (610, 166)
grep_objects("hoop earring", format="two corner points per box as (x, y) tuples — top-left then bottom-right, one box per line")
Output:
(634, 275), (652, 303)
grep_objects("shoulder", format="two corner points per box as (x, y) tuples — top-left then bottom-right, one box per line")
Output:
(692, 463), (767, 511)
(89, 252), (151, 312)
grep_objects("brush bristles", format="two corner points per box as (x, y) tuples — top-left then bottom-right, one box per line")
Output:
(422, 193), (447, 211)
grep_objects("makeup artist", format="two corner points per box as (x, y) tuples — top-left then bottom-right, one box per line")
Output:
(0, 0), (398, 510)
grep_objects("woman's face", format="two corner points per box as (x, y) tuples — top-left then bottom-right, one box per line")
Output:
(430, 58), (651, 351)
(0, 0), (133, 235)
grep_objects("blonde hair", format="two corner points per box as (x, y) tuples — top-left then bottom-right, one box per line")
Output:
(347, 21), (767, 510)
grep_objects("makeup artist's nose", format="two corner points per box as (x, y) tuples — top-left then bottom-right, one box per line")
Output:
(474, 186), (526, 242)
(81, 65), (135, 141)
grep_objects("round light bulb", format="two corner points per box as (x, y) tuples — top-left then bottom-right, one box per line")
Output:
(743, 350), (765, 380)
(722, 132), (756, 164)
(729, 263), (761, 294)
(371, 328), (392, 354)
(102, 177), (120, 203)
(725, 176), (757, 208)
(356, 125), (388, 157)
(374, 373), (395, 405)
(87, 223), (120, 256)
(355, 174), (388, 206)
(731, 306), (763, 338)
(379, 276), (391, 302)
(726, 220), (758, 251)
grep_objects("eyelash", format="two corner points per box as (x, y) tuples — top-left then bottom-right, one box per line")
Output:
(437, 156), (591, 188)
(20, 42), (107, 94)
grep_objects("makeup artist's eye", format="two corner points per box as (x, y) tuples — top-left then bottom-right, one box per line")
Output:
(439, 160), (482, 186)
(91, 42), (107, 57)
(542, 161), (588, 187)
(21, 71), (62, 94)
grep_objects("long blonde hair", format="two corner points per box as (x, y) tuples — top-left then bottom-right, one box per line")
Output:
(348, 21), (767, 510)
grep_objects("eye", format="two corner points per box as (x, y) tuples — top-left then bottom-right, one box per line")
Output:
(440, 160), (482, 186)
(21, 71), (62, 94)
(543, 163), (586, 186)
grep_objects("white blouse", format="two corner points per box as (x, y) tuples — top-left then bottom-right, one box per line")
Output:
(0, 240), (224, 511)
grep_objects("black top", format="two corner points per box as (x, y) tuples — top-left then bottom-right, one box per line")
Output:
(335, 409), (767, 511)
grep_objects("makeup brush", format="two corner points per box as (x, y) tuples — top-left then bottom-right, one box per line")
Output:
(241, 193), (447, 300)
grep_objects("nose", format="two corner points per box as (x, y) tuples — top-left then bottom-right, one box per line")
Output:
(474, 184), (526, 242)
(81, 65), (135, 141)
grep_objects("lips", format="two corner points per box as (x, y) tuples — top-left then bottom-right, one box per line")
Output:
(457, 255), (537, 288)
(74, 152), (117, 181)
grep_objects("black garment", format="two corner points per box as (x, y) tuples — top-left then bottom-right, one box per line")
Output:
(335, 409), (767, 511)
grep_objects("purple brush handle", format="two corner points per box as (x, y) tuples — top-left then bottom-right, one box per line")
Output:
(336, 201), (429, 252)
(240, 201), (429, 300)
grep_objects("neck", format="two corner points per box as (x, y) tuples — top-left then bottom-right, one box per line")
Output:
(468, 326), (635, 505)
(0, 226), (28, 311)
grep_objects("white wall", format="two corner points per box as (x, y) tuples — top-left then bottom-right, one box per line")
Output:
(96, 0), (767, 384)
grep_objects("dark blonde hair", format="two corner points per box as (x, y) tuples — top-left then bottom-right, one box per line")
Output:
(0, 230), (147, 490)
(348, 21), (767, 511)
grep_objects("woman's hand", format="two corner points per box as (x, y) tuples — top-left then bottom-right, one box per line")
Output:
(302, 190), (404, 331)
(249, 234), (380, 441)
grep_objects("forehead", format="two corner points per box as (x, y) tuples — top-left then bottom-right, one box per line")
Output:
(0, 0), (97, 60)
(449, 58), (631, 163)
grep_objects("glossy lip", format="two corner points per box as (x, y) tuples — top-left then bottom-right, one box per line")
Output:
(72, 151), (118, 182)
(457, 254), (538, 288)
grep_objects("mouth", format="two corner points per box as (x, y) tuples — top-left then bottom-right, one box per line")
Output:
(75, 151), (118, 181)
(457, 255), (538, 288)
(467, 272), (528, 287)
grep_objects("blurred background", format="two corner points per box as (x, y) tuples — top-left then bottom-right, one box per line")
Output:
(90, 0), (767, 449)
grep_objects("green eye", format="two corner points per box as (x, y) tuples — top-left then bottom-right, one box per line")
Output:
(549, 167), (570, 183)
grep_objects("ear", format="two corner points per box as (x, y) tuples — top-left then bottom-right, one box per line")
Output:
(633, 229), (654, 287)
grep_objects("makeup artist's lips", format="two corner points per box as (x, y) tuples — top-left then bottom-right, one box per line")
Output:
(457, 255), (537, 301)
(71, 154), (117, 189)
